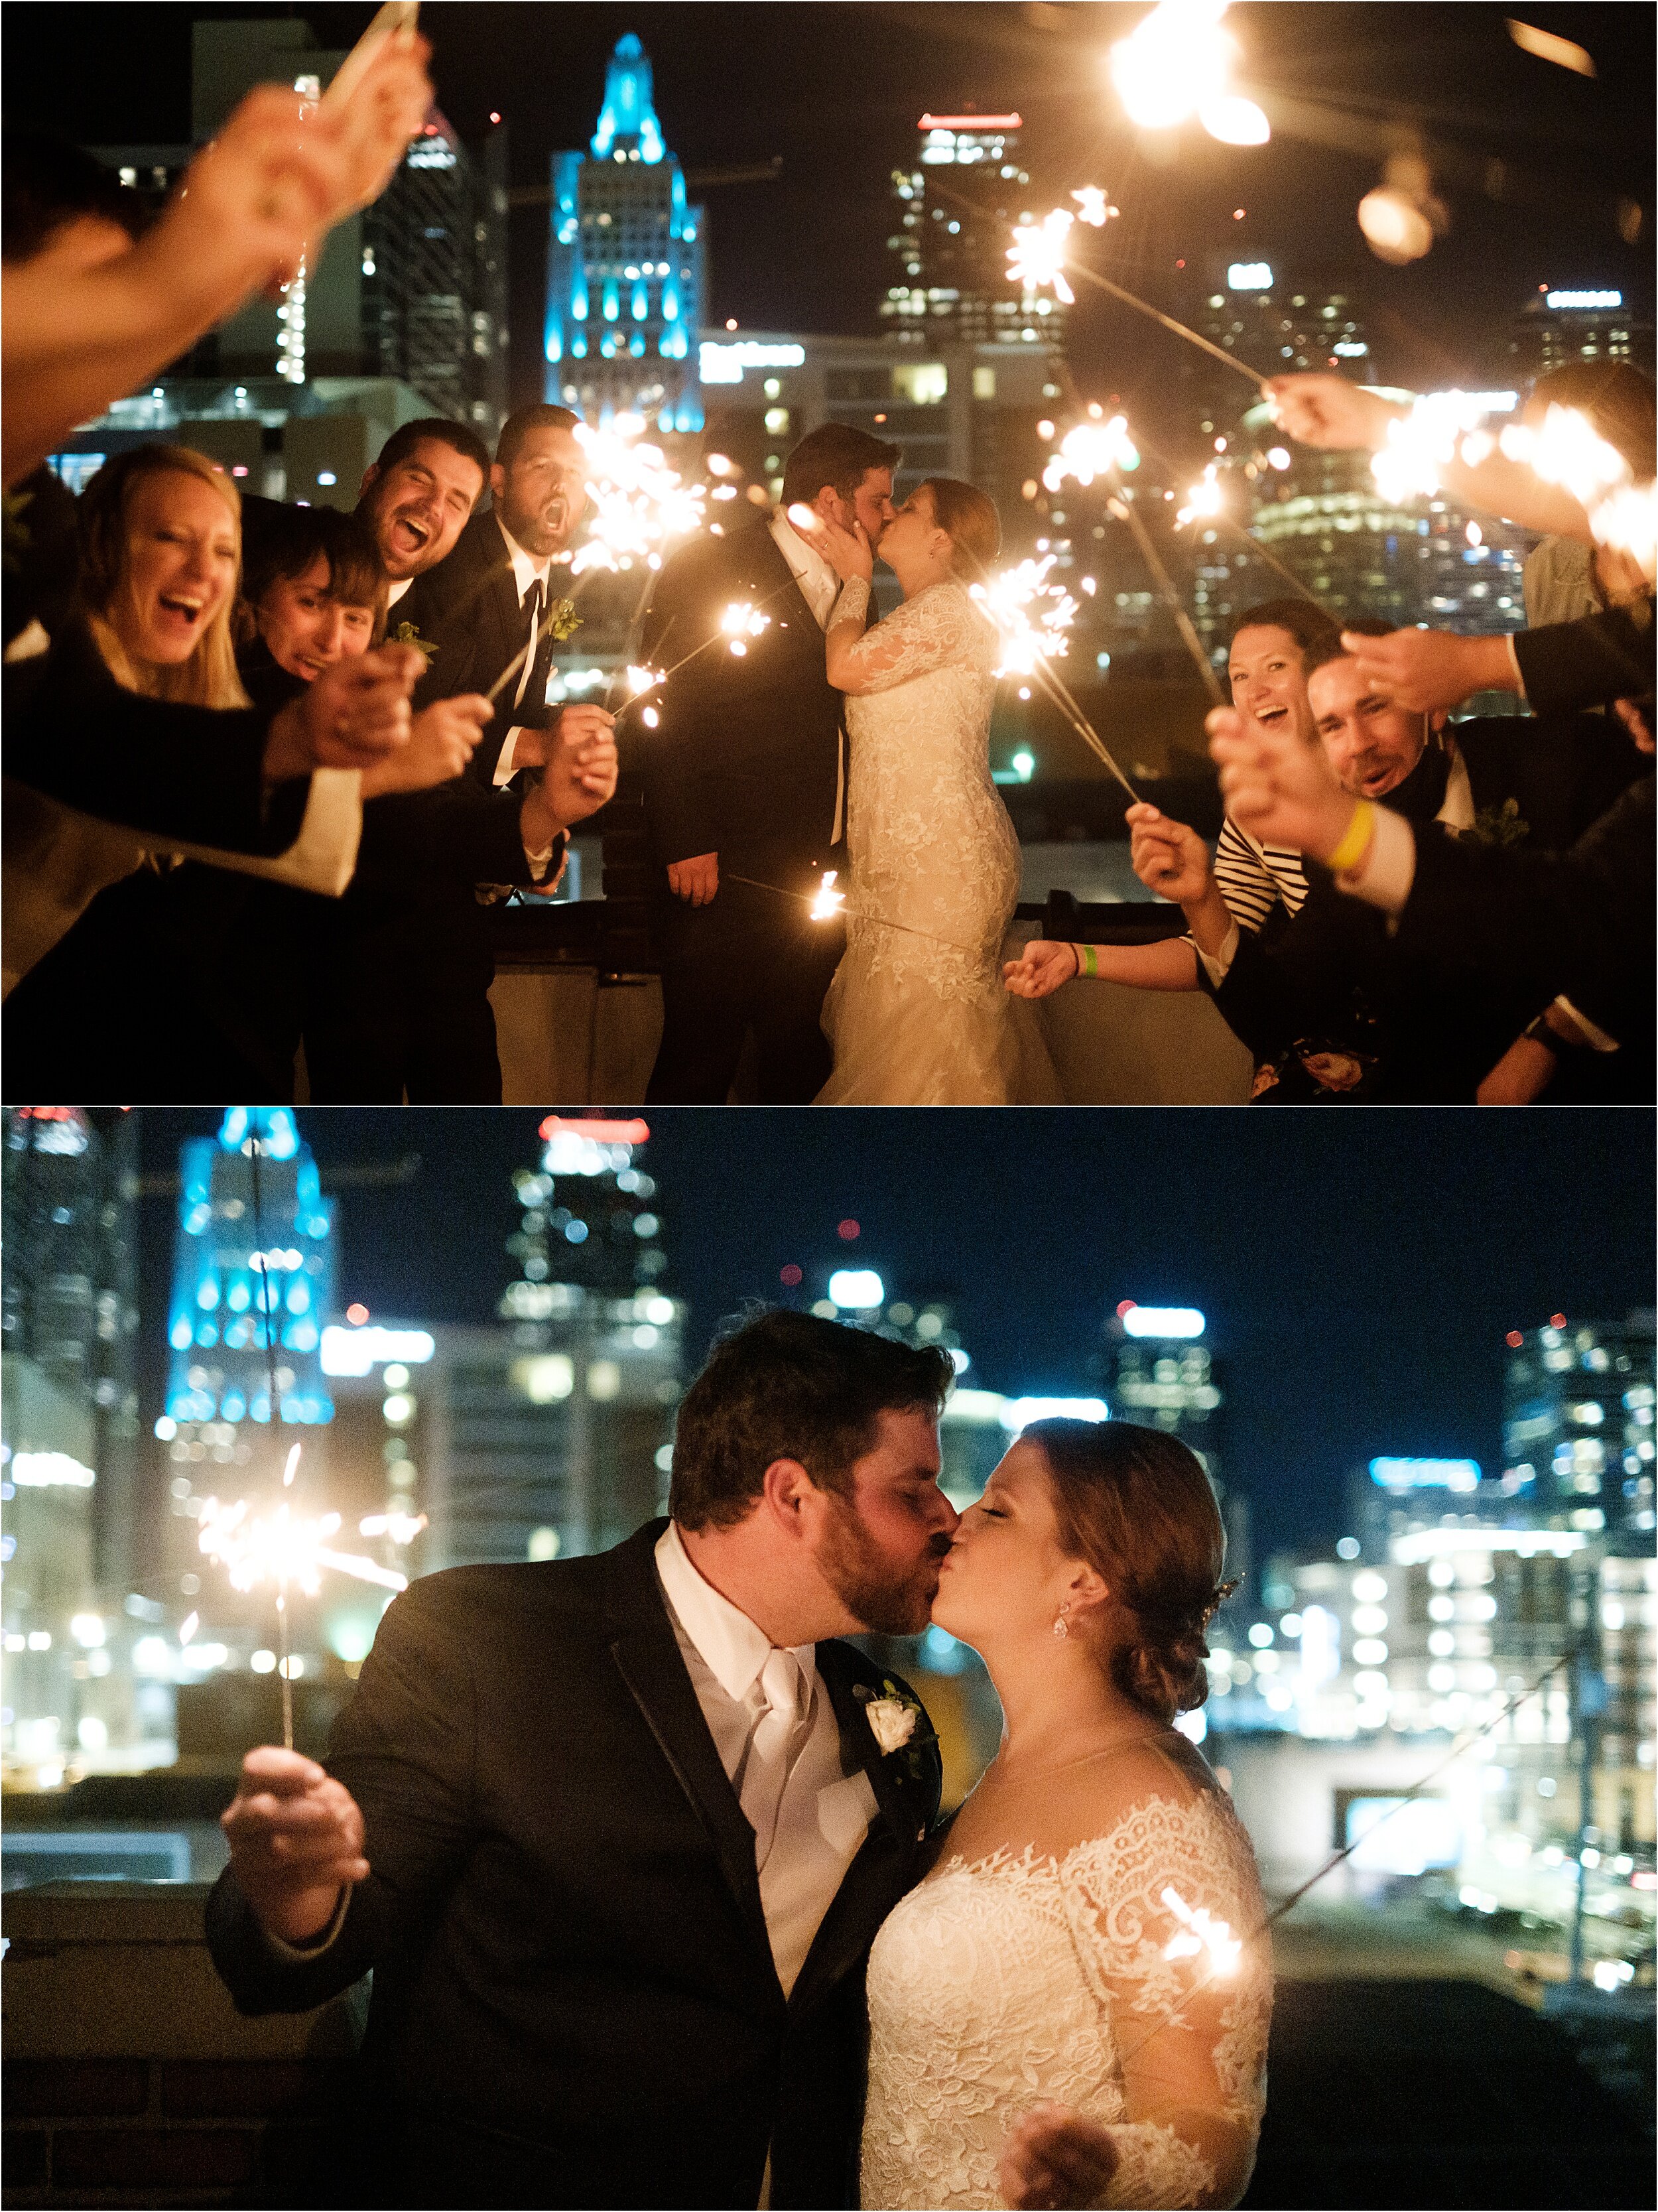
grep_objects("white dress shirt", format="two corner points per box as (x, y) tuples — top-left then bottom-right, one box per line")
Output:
(491, 517), (560, 787)
(386, 576), (413, 610)
(653, 1522), (877, 1998)
(769, 511), (847, 844)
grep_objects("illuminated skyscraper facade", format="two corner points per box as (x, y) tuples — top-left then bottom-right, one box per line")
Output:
(544, 36), (705, 432)
(1502, 1312), (1657, 1549)
(882, 115), (1062, 351)
(1507, 288), (1653, 383)
(164, 1110), (336, 1431)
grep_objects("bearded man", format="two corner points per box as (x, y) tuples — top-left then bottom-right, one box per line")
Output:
(208, 1311), (954, 2210)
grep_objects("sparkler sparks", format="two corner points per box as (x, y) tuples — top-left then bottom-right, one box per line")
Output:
(1161, 1886), (1243, 1977)
(969, 556), (1078, 678)
(1109, 1), (1270, 145)
(1370, 389), (1504, 504)
(1071, 186), (1119, 228)
(809, 870), (847, 921)
(198, 1497), (411, 1600)
(568, 416), (707, 578)
(1176, 462), (1226, 529)
(720, 601), (773, 656)
(1008, 210), (1075, 304)
(1041, 415), (1140, 493)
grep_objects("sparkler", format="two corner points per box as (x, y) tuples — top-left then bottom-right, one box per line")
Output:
(968, 558), (1143, 801)
(1161, 1887), (1242, 1976)
(1008, 210), (1076, 304)
(809, 870), (847, 921)
(198, 1455), (412, 1751)
(1108, 495), (1226, 706)
(1070, 186), (1119, 229)
(1041, 415), (1139, 494)
(724, 872), (980, 957)
(1108, 0), (1271, 146)
(568, 417), (708, 580)
(1175, 463), (1225, 531)
(718, 602), (773, 656)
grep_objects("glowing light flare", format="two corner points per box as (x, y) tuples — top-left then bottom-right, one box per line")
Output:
(1370, 390), (1505, 504)
(358, 1512), (429, 1545)
(198, 1496), (411, 1600)
(809, 870), (847, 921)
(1505, 18), (1596, 75)
(1499, 403), (1631, 511)
(1176, 462), (1225, 529)
(1590, 481), (1657, 582)
(1008, 210), (1075, 304)
(1358, 186), (1435, 266)
(1161, 1886), (1242, 1976)
(1041, 414), (1139, 493)
(785, 502), (818, 533)
(1110, 0), (1244, 137)
(1071, 186), (1119, 228)
(569, 419), (708, 577)
(624, 665), (660, 696)
(1199, 94), (1269, 145)
(178, 1612), (200, 1646)
(968, 556), (1078, 679)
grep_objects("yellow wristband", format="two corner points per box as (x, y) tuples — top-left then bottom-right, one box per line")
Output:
(1328, 801), (1376, 876)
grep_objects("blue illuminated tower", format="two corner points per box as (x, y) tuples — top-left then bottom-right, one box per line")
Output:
(543, 34), (706, 432)
(164, 1110), (336, 1429)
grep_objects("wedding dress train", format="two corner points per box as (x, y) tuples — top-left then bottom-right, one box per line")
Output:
(860, 1766), (1271, 2210)
(816, 578), (1058, 1105)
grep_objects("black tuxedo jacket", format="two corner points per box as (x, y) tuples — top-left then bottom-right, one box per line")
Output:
(639, 517), (845, 889)
(1204, 713), (1645, 1102)
(401, 506), (562, 785)
(205, 1522), (940, 2210)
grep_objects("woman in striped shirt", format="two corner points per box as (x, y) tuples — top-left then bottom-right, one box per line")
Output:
(1003, 600), (1334, 999)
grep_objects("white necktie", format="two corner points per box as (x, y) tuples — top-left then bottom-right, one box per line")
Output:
(513, 578), (545, 712)
(741, 1648), (805, 1868)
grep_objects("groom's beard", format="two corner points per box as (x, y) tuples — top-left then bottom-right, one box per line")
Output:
(817, 1500), (949, 1636)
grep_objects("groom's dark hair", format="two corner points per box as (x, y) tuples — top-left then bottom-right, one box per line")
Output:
(781, 423), (903, 510)
(670, 1308), (953, 1530)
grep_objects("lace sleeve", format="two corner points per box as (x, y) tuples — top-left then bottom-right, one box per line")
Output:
(828, 582), (993, 696)
(1056, 1791), (1272, 2211)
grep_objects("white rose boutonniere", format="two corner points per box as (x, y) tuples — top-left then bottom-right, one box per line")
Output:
(865, 1696), (917, 1756)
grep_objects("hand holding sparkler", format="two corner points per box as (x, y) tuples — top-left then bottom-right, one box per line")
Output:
(1338, 626), (1520, 716)
(222, 1746), (370, 1945)
(519, 709), (620, 853)
(1263, 373), (1403, 454)
(1207, 701), (1358, 862)
(1126, 803), (1216, 908)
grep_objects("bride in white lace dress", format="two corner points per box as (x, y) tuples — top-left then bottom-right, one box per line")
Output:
(808, 480), (1056, 1104)
(861, 1419), (1270, 2212)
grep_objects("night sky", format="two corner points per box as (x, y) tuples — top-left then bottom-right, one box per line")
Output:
(7, 3), (1651, 421)
(133, 1108), (1655, 1567)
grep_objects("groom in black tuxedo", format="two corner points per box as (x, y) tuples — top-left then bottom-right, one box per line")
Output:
(207, 1311), (957, 2210)
(640, 423), (901, 1102)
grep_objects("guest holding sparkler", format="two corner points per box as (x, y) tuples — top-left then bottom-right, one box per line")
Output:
(861, 1419), (1269, 2211)
(299, 407), (617, 1102)
(806, 477), (1058, 1104)
(3, 468), (486, 1096)
(1004, 603), (1336, 1015)
(639, 423), (898, 1102)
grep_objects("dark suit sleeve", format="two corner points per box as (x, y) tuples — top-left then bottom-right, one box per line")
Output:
(357, 779), (546, 887)
(5, 624), (308, 855)
(1199, 903), (1340, 1065)
(1513, 598), (1655, 718)
(205, 1577), (480, 2016)
(1389, 778), (1655, 1039)
(638, 541), (732, 866)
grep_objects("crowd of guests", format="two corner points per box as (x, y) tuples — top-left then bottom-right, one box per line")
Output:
(2, 55), (1651, 1108)
(1005, 360), (1655, 1104)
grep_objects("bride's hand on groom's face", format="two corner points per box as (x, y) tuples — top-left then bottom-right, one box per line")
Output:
(998, 2102), (1119, 2210)
(794, 499), (873, 584)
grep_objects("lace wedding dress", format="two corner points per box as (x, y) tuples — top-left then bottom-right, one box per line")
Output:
(861, 1778), (1271, 2211)
(816, 578), (1057, 1105)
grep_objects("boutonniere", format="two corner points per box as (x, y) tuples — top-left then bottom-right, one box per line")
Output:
(854, 1679), (934, 1779)
(544, 596), (582, 643)
(390, 618), (438, 665)
(1461, 797), (1530, 850)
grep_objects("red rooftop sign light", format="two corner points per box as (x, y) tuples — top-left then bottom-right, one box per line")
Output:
(919, 113), (1023, 129)
(539, 1115), (650, 1145)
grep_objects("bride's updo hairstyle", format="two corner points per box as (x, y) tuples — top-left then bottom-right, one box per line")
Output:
(1021, 1417), (1226, 1723)
(919, 478), (1001, 580)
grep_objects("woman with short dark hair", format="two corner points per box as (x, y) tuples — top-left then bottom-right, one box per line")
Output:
(862, 1418), (1271, 2210)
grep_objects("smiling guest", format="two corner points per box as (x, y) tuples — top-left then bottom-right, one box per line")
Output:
(238, 503), (385, 694)
(353, 417), (491, 595)
(1127, 616), (1644, 1100)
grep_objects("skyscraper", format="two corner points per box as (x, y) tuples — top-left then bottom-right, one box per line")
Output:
(1503, 1311), (1657, 1548)
(543, 35), (706, 432)
(421, 1116), (682, 1570)
(1507, 288), (1653, 383)
(881, 114), (1062, 353)
(162, 1110), (336, 1435)
(1, 1109), (141, 1782)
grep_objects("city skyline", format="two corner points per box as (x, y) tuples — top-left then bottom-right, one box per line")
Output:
(130, 1108), (1656, 1566)
(9, 3), (1651, 421)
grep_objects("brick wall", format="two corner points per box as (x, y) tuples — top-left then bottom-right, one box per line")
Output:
(2, 1884), (361, 2209)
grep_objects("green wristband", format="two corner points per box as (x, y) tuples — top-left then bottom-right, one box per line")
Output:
(1080, 944), (1098, 978)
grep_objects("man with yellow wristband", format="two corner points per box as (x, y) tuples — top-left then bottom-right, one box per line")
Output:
(1129, 620), (1641, 1100)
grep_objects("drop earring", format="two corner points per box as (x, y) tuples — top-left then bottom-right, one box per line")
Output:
(1052, 1604), (1070, 1640)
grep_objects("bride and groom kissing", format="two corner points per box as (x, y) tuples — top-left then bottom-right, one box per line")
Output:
(639, 424), (1056, 1106)
(209, 1309), (1269, 2211)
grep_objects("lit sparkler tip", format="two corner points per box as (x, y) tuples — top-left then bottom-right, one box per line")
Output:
(785, 502), (818, 532)
(1071, 186), (1119, 228)
(808, 870), (847, 922)
(625, 665), (660, 696)
(1161, 1884), (1242, 1976)
(1008, 209), (1076, 304)
(1175, 462), (1226, 529)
